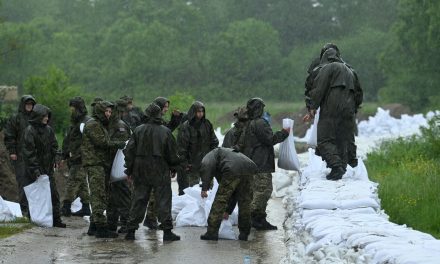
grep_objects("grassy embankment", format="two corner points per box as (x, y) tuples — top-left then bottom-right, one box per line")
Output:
(365, 116), (440, 238)
(0, 217), (33, 239)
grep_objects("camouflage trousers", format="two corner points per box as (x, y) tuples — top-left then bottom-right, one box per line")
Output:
(12, 157), (32, 216)
(127, 183), (173, 231)
(145, 192), (157, 222)
(251, 173), (273, 218)
(63, 164), (89, 204)
(176, 170), (201, 195)
(107, 179), (131, 228)
(85, 166), (107, 226)
(207, 175), (252, 235)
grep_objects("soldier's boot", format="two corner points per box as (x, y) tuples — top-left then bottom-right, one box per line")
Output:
(87, 221), (97, 236)
(252, 216), (277, 230)
(95, 226), (118, 238)
(163, 229), (180, 241)
(326, 167), (346, 181)
(118, 224), (128, 233)
(72, 203), (91, 217)
(53, 217), (67, 228)
(143, 217), (158, 230)
(125, 230), (135, 240)
(107, 224), (117, 232)
(348, 159), (358, 168)
(200, 232), (218, 241)
(61, 201), (72, 217)
(238, 233), (248, 241)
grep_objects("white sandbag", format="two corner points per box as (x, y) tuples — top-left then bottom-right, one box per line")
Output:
(307, 108), (320, 147)
(176, 199), (208, 227)
(0, 196), (15, 221)
(24, 175), (53, 227)
(218, 219), (237, 240)
(110, 149), (127, 182)
(71, 197), (82, 213)
(278, 119), (301, 171)
(4, 200), (22, 218)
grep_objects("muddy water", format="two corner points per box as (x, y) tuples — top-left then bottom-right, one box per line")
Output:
(0, 197), (286, 264)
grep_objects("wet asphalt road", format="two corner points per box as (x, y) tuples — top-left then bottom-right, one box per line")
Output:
(0, 196), (286, 264)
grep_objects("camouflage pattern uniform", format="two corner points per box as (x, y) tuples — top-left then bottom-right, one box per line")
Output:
(106, 99), (132, 231)
(200, 148), (257, 238)
(4, 95), (36, 215)
(120, 95), (143, 130)
(241, 98), (288, 229)
(308, 47), (363, 179)
(22, 104), (65, 226)
(177, 101), (218, 189)
(61, 97), (90, 216)
(125, 103), (182, 239)
(81, 101), (125, 228)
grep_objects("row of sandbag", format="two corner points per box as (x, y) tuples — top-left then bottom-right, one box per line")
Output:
(293, 149), (440, 264)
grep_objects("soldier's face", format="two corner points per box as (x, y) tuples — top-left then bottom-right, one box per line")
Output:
(162, 102), (169, 115)
(25, 102), (34, 112)
(42, 115), (49, 125)
(69, 106), (76, 114)
(196, 109), (204, 119)
(105, 107), (112, 119)
(127, 103), (133, 110)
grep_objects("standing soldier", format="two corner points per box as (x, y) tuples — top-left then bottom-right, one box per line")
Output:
(120, 95), (143, 130)
(199, 147), (257, 241)
(4, 95), (36, 217)
(61, 97), (91, 217)
(23, 104), (66, 227)
(124, 103), (181, 241)
(177, 101), (219, 189)
(106, 99), (132, 233)
(81, 101), (125, 238)
(305, 47), (363, 180)
(242, 98), (289, 230)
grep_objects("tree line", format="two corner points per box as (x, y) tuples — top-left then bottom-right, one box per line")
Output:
(0, 0), (438, 112)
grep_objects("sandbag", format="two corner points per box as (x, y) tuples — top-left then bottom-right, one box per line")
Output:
(110, 149), (127, 182)
(218, 219), (237, 240)
(307, 108), (320, 147)
(24, 175), (53, 227)
(0, 196), (15, 222)
(278, 118), (300, 171)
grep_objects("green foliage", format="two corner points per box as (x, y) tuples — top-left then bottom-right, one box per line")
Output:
(366, 116), (440, 238)
(24, 66), (86, 133)
(168, 91), (194, 114)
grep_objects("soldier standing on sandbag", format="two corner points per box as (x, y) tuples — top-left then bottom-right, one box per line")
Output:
(143, 96), (186, 229)
(241, 98), (289, 230)
(304, 46), (363, 180)
(23, 104), (66, 228)
(61, 97), (91, 217)
(106, 99), (132, 234)
(199, 147), (257, 241)
(4, 95), (36, 217)
(124, 103), (182, 241)
(81, 101), (126, 238)
(304, 43), (363, 171)
(177, 101), (219, 190)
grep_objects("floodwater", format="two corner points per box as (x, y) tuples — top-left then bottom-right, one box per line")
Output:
(0, 195), (286, 264)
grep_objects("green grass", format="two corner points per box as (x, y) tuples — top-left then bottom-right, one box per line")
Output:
(365, 118), (440, 238)
(0, 218), (33, 239)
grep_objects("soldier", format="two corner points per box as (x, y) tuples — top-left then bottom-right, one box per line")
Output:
(23, 104), (66, 227)
(81, 101), (125, 238)
(242, 98), (289, 230)
(124, 103), (181, 241)
(4, 95), (36, 216)
(120, 95), (143, 130)
(106, 99), (132, 233)
(304, 47), (363, 180)
(177, 101), (219, 189)
(199, 147), (257, 241)
(143, 96), (186, 229)
(61, 97), (91, 217)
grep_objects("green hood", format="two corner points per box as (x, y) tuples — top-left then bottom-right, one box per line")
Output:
(18, 95), (36, 113)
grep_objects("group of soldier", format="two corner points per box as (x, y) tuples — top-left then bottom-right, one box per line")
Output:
(3, 42), (362, 242)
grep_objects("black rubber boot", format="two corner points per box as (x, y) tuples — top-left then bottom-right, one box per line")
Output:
(118, 225), (129, 233)
(87, 221), (97, 236)
(72, 203), (91, 217)
(95, 226), (118, 238)
(125, 230), (135, 240)
(238, 233), (248, 241)
(53, 218), (67, 228)
(326, 167), (346, 181)
(200, 232), (218, 241)
(252, 216), (277, 230)
(143, 218), (158, 230)
(163, 229), (180, 241)
(61, 201), (72, 217)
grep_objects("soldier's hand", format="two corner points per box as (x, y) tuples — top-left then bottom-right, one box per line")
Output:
(186, 164), (192, 171)
(59, 160), (66, 169)
(170, 171), (177, 178)
(283, 127), (291, 134)
(223, 212), (229, 220)
(172, 109), (181, 116)
(10, 154), (17, 161)
(127, 175), (133, 185)
(201, 190), (208, 198)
